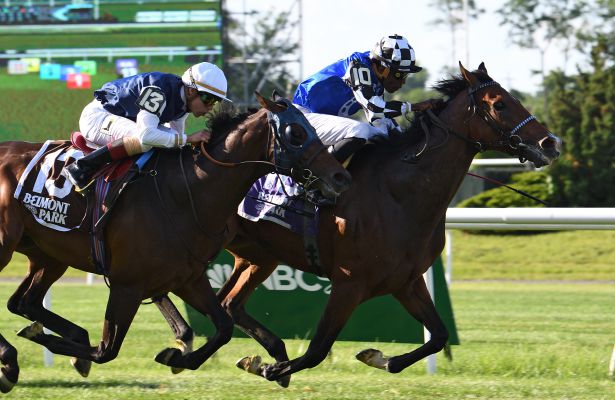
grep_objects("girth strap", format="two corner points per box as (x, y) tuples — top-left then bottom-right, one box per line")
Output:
(301, 201), (325, 277)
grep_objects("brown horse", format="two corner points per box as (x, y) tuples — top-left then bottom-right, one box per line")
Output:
(151, 62), (561, 384)
(0, 93), (351, 393)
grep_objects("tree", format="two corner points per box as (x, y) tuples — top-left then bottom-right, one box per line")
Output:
(546, 37), (615, 206)
(221, 2), (300, 108)
(429, 0), (484, 71)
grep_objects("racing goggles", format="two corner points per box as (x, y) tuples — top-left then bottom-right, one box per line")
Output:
(198, 92), (221, 106)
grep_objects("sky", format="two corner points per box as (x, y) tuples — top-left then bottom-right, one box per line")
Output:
(225, 0), (588, 94)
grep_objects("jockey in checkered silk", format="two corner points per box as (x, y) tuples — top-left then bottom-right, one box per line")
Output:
(293, 34), (441, 166)
(66, 62), (231, 192)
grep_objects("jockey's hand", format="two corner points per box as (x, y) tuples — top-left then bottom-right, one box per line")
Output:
(187, 130), (212, 144)
(411, 98), (444, 112)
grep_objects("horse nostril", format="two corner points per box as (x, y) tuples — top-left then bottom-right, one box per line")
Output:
(540, 135), (559, 152)
(333, 171), (352, 188)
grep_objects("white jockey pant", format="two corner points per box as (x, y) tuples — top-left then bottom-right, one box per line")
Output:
(294, 104), (387, 145)
(79, 100), (185, 150)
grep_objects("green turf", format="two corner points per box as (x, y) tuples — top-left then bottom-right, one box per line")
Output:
(0, 61), (211, 143)
(449, 230), (615, 281)
(0, 282), (612, 399)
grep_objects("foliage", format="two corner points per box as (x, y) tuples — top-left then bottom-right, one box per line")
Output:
(222, 7), (299, 107)
(497, 0), (588, 50)
(457, 171), (553, 208)
(545, 38), (615, 206)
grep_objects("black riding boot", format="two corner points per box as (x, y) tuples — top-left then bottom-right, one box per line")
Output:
(305, 137), (366, 207)
(65, 145), (114, 191)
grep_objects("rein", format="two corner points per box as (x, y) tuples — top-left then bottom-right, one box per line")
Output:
(410, 80), (548, 206)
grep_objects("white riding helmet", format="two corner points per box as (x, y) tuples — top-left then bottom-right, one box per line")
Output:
(182, 62), (231, 102)
(370, 34), (422, 73)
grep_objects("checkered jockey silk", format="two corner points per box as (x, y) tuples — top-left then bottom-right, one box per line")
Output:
(371, 34), (421, 73)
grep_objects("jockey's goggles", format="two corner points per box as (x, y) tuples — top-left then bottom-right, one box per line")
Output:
(198, 92), (221, 106)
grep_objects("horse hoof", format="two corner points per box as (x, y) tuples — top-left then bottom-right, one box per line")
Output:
(0, 368), (16, 394)
(276, 375), (291, 388)
(70, 357), (92, 378)
(170, 339), (192, 374)
(235, 355), (264, 376)
(16, 321), (44, 340)
(155, 348), (183, 368)
(355, 348), (388, 370)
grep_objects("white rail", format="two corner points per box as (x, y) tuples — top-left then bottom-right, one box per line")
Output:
(1, 46), (221, 62)
(445, 207), (615, 230)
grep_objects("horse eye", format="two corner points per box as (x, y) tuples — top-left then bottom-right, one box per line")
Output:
(493, 101), (505, 111)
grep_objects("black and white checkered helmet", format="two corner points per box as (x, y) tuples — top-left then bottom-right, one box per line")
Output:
(370, 34), (422, 73)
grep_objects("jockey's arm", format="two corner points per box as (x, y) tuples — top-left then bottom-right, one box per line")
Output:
(134, 86), (187, 148)
(136, 111), (187, 148)
(344, 62), (410, 128)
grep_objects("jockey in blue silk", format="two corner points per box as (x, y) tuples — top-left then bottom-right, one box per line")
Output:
(66, 62), (231, 192)
(292, 34), (441, 205)
(293, 34), (441, 167)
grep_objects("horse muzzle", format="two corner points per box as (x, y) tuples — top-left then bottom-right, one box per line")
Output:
(520, 132), (562, 167)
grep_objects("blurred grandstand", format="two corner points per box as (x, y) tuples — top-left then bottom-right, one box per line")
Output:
(0, 0), (223, 141)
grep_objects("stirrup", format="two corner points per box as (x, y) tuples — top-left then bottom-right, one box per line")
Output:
(65, 164), (95, 194)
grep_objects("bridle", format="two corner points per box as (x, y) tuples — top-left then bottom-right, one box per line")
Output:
(198, 99), (326, 188)
(423, 80), (538, 158)
(465, 80), (536, 152)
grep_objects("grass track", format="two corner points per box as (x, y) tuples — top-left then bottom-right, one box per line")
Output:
(0, 282), (613, 399)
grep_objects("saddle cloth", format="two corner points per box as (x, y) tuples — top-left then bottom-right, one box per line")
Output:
(238, 174), (319, 236)
(13, 137), (151, 232)
(14, 140), (88, 231)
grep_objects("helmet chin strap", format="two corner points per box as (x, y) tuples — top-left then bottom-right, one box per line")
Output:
(372, 61), (389, 80)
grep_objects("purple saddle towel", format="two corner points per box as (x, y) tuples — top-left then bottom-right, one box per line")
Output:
(238, 174), (319, 236)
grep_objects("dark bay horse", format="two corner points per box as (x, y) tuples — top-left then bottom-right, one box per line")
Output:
(0, 93), (351, 393)
(156, 62), (560, 384)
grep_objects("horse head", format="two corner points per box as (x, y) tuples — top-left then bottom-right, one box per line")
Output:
(255, 91), (351, 197)
(446, 62), (561, 167)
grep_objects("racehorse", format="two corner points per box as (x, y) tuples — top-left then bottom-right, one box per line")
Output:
(151, 62), (562, 385)
(0, 92), (351, 393)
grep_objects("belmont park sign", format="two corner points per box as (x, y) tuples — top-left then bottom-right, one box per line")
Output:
(186, 250), (459, 344)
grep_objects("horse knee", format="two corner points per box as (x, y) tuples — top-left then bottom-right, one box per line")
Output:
(6, 296), (22, 316)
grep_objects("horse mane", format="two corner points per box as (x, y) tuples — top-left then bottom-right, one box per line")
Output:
(205, 107), (257, 149)
(392, 69), (494, 144)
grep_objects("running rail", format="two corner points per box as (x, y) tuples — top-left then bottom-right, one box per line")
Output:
(445, 207), (615, 230)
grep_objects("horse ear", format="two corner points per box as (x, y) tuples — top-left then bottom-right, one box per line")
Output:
(459, 61), (479, 86)
(271, 89), (283, 102)
(477, 62), (488, 74)
(254, 91), (285, 113)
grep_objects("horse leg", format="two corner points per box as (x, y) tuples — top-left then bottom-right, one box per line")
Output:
(257, 282), (363, 382)
(152, 294), (194, 374)
(222, 256), (291, 387)
(17, 283), (142, 364)
(356, 277), (449, 373)
(9, 251), (93, 377)
(0, 185), (25, 393)
(154, 275), (233, 370)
